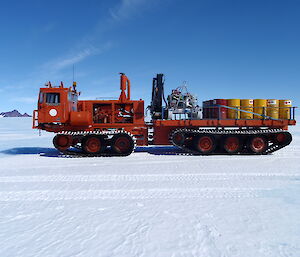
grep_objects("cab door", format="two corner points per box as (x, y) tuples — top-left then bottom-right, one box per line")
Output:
(38, 91), (67, 124)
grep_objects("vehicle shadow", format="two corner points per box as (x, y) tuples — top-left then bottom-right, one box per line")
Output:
(1, 147), (59, 155)
(134, 146), (186, 155)
(1, 146), (261, 157)
(1, 146), (185, 157)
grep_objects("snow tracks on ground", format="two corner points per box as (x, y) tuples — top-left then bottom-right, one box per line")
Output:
(0, 172), (298, 201)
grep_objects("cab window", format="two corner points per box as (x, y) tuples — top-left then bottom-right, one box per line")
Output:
(68, 92), (78, 102)
(39, 92), (44, 103)
(46, 93), (60, 104)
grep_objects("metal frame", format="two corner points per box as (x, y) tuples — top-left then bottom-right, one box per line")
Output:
(204, 105), (297, 120)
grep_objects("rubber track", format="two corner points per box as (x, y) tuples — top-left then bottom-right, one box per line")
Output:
(53, 130), (137, 158)
(170, 128), (292, 155)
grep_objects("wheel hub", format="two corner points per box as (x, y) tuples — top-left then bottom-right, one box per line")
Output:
(57, 135), (69, 147)
(253, 138), (264, 150)
(276, 133), (286, 143)
(225, 137), (239, 152)
(198, 136), (213, 151)
(115, 137), (130, 152)
(85, 137), (101, 153)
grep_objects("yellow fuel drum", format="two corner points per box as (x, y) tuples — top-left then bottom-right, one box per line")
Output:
(240, 99), (253, 119)
(253, 99), (267, 119)
(267, 99), (279, 119)
(227, 99), (240, 119)
(279, 100), (292, 119)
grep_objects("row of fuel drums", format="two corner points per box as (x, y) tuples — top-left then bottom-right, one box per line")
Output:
(202, 99), (292, 119)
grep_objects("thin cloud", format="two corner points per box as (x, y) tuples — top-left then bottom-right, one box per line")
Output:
(43, 42), (113, 72)
(52, 47), (95, 70)
(40, 0), (155, 75)
(4, 0), (158, 93)
(109, 0), (152, 21)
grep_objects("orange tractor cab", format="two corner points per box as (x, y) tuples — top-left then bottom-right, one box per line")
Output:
(36, 81), (79, 125)
(33, 73), (296, 156)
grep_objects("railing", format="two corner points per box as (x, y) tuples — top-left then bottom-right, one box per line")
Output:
(32, 110), (38, 128)
(203, 105), (297, 120)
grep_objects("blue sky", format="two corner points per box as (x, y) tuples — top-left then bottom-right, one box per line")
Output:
(0, 0), (299, 114)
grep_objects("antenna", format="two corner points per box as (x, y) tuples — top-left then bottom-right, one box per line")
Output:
(72, 64), (77, 92)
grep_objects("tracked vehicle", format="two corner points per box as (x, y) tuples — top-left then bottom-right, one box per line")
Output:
(33, 73), (296, 156)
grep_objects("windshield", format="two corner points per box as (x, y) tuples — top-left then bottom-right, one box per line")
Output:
(46, 93), (60, 104)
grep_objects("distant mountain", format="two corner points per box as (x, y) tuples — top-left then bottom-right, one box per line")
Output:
(0, 110), (32, 117)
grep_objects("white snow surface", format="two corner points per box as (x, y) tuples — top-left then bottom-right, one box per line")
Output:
(0, 118), (299, 257)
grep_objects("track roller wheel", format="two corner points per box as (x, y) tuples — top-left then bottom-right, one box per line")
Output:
(193, 135), (216, 154)
(248, 135), (268, 154)
(53, 134), (72, 151)
(82, 136), (105, 154)
(223, 136), (242, 154)
(111, 134), (135, 155)
(274, 132), (292, 145)
(172, 131), (185, 146)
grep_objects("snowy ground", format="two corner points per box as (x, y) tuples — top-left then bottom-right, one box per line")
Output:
(0, 118), (299, 257)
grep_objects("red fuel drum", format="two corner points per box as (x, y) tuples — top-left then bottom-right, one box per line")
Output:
(202, 100), (210, 118)
(212, 99), (228, 119)
(209, 100), (214, 118)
